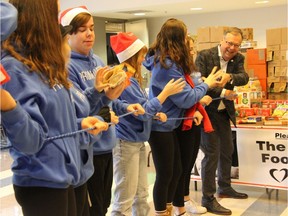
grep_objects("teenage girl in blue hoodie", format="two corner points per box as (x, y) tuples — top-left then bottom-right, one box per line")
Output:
(0, 1), (108, 216)
(110, 32), (186, 216)
(59, 6), (144, 216)
(60, 24), (113, 216)
(143, 18), (222, 216)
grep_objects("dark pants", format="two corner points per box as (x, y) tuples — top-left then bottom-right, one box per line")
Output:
(173, 123), (201, 207)
(200, 110), (234, 201)
(87, 152), (113, 216)
(232, 131), (239, 167)
(148, 130), (181, 211)
(14, 185), (76, 216)
(74, 183), (90, 216)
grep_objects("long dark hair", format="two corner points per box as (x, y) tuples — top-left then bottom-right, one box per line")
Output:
(149, 18), (194, 74)
(2, 0), (70, 88)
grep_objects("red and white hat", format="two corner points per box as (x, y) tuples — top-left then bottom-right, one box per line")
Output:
(110, 32), (145, 63)
(59, 6), (90, 26)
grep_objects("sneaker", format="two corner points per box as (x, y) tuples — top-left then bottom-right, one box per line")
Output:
(185, 199), (207, 214)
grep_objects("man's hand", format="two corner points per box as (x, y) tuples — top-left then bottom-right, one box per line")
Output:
(218, 73), (232, 87)
(224, 90), (237, 101)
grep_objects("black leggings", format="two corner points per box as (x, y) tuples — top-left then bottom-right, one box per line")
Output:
(14, 185), (76, 216)
(87, 153), (113, 216)
(148, 130), (182, 211)
(74, 183), (90, 216)
(173, 123), (201, 206)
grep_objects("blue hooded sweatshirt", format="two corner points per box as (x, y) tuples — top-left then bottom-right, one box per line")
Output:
(143, 53), (209, 132)
(112, 65), (162, 142)
(68, 50), (116, 155)
(0, 2), (18, 41)
(1, 53), (100, 188)
(71, 86), (105, 187)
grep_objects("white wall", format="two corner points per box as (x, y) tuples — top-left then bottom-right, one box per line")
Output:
(93, 5), (287, 64)
(146, 5), (288, 48)
(92, 17), (107, 64)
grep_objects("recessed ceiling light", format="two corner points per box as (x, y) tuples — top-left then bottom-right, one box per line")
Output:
(255, 0), (269, 3)
(190, 7), (203, 11)
(134, 12), (146, 16)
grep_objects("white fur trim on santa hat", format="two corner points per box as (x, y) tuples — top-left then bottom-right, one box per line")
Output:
(59, 6), (91, 26)
(116, 39), (145, 63)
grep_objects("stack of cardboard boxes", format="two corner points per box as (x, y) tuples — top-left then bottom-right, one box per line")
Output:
(196, 26), (255, 51)
(266, 27), (288, 99)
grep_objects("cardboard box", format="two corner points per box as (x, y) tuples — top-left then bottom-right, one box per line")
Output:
(272, 50), (281, 61)
(280, 44), (288, 50)
(197, 27), (210, 43)
(267, 45), (280, 51)
(267, 76), (281, 82)
(210, 26), (229, 42)
(281, 50), (288, 60)
(241, 41), (257, 49)
(246, 64), (267, 79)
(247, 49), (266, 65)
(281, 27), (288, 44)
(281, 60), (288, 67)
(266, 28), (282, 45)
(275, 66), (288, 76)
(267, 66), (274, 77)
(268, 60), (281, 67)
(196, 42), (211, 51)
(241, 28), (254, 41)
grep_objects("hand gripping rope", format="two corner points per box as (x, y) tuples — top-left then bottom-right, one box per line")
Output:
(44, 110), (138, 142)
(45, 110), (198, 142)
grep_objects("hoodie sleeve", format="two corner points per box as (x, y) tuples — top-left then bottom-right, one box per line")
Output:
(0, 2), (18, 41)
(150, 59), (209, 110)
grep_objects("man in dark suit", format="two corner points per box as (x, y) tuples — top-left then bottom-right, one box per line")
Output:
(195, 27), (249, 215)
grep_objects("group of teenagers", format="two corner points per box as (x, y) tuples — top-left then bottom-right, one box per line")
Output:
(0, 0), (250, 216)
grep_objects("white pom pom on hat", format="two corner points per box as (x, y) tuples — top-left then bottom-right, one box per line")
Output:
(110, 32), (145, 63)
(59, 6), (91, 26)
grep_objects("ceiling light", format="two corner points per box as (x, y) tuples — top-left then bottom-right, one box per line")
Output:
(134, 12), (146, 16)
(255, 0), (269, 3)
(190, 7), (203, 11)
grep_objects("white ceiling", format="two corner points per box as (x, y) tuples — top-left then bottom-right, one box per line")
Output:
(59, 0), (287, 20)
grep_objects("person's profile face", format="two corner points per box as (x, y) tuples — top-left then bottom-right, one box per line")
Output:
(68, 17), (95, 56)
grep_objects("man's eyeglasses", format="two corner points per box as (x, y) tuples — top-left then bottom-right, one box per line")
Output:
(225, 41), (241, 48)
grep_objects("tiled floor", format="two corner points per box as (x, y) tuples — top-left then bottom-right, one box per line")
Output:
(1, 147), (287, 216)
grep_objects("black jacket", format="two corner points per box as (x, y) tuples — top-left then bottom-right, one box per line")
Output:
(195, 46), (249, 125)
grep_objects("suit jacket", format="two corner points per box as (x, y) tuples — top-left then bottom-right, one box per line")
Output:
(195, 46), (249, 126)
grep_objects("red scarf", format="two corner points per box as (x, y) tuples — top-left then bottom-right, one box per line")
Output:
(182, 74), (214, 133)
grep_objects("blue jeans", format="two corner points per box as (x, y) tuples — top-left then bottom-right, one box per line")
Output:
(111, 139), (150, 216)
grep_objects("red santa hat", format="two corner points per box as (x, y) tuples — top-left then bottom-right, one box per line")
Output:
(110, 32), (145, 63)
(59, 6), (90, 26)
